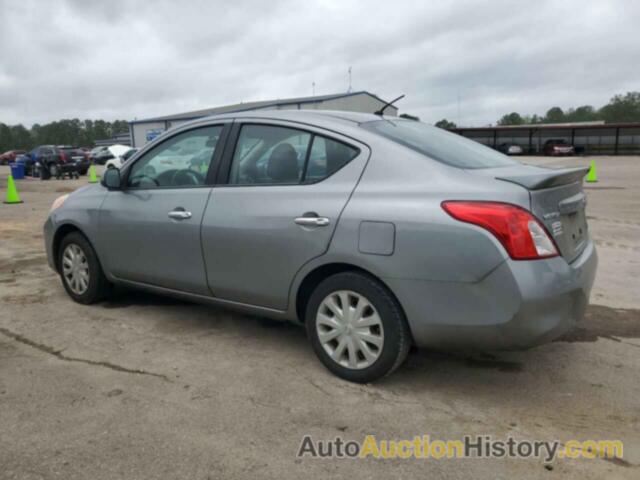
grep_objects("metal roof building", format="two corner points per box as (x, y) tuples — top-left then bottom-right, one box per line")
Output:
(94, 131), (132, 147)
(128, 91), (398, 148)
(451, 121), (640, 155)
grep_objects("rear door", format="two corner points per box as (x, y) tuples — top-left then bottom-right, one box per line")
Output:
(201, 121), (369, 310)
(98, 123), (229, 294)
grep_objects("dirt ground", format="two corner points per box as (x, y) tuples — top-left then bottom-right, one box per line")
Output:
(0, 157), (639, 479)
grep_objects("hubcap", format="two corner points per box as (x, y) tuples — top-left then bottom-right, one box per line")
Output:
(62, 244), (90, 295)
(316, 290), (384, 370)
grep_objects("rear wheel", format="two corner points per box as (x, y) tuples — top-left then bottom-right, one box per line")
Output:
(306, 272), (411, 383)
(58, 232), (111, 304)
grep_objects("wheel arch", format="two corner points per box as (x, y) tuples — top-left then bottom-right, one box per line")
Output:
(293, 262), (407, 326)
(52, 223), (95, 273)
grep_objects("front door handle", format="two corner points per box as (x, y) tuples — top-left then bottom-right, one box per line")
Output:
(168, 209), (192, 220)
(294, 216), (330, 227)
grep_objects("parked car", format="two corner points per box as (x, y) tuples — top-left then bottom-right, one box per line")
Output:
(105, 147), (139, 170)
(0, 149), (26, 165)
(93, 144), (130, 165)
(89, 146), (108, 162)
(44, 110), (597, 383)
(544, 139), (575, 156)
(496, 143), (523, 155)
(59, 146), (91, 175)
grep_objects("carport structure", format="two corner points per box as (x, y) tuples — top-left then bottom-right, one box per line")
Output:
(451, 122), (640, 155)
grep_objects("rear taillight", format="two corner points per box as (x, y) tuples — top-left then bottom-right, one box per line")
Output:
(441, 201), (558, 260)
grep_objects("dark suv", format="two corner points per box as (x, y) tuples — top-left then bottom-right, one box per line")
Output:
(59, 146), (91, 175)
(18, 145), (90, 178)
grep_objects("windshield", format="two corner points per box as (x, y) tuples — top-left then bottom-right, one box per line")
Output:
(361, 119), (519, 169)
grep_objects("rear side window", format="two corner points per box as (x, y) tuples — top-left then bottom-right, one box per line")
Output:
(361, 120), (518, 169)
(228, 124), (359, 186)
(304, 136), (358, 184)
(229, 125), (311, 185)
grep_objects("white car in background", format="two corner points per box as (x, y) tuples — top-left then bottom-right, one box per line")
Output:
(105, 147), (139, 170)
(497, 143), (524, 155)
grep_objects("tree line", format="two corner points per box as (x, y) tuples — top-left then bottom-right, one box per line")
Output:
(435, 91), (640, 128)
(0, 119), (129, 153)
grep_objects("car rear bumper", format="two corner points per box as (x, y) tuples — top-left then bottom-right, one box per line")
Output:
(385, 239), (598, 350)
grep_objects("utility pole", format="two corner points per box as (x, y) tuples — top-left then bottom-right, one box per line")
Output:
(348, 66), (352, 93)
(312, 81), (315, 96)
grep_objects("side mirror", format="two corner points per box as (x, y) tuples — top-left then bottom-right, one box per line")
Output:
(101, 167), (122, 190)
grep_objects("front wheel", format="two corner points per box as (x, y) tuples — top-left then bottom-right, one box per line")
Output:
(306, 272), (411, 383)
(58, 232), (111, 304)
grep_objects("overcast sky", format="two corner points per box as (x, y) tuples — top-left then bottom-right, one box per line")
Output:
(1, 0), (638, 127)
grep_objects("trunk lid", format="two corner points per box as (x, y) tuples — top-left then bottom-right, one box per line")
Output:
(470, 165), (590, 263)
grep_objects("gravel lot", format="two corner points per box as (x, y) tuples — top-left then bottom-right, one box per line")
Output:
(1, 157), (638, 479)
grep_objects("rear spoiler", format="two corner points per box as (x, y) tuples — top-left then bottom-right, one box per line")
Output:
(496, 166), (589, 190)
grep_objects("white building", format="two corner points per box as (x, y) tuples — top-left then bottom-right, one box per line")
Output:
(128, 91), (398, 148)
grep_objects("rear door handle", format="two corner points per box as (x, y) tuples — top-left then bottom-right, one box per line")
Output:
(294, 216), (330, 227)
(168, 209), (192, 220)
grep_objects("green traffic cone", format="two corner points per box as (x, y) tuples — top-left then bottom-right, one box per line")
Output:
(586, 160), (598, 183)
(3, 174), (23, 204)
(88, 164), (99, 183)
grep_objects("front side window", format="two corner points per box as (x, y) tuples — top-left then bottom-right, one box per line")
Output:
(127, 126), (222, 188)
(228, 124), (358, 185)
(361, 119), (519, 169)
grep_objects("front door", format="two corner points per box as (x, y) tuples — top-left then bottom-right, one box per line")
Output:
(98, 124), (228, 295)
(201, 122), (368, 310)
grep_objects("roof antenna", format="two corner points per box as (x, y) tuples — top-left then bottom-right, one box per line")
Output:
(374, 94), (405, 116)
(347, 66), (352, 93)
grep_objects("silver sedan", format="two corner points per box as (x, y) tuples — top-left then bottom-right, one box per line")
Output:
(44, 110), (597, 383)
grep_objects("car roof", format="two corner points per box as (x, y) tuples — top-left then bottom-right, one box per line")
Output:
(196, 109), (394, 126)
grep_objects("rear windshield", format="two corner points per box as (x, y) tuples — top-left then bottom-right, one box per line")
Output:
(360, 119), (519, 169)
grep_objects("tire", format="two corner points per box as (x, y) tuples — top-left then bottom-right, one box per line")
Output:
(58, 232), (111, 304)
(306, 272), (411, 383)
(49, 164), (58, 178)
